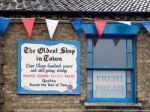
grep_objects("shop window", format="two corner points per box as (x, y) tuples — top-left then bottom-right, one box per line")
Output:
(86, 38), (136, 103)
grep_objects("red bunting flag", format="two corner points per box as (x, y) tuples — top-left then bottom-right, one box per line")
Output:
(93, 20), (107, 46)
(94, 20), (107, 37)
(22, 18), (35, 37)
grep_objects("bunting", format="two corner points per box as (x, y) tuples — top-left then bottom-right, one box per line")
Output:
(113, 39), (120, 47)
(0, 17), (145, 39)
(46, 19), (59, 39)
(22, 18), (35, 37)
(93, 39), (99, 46)
(141, 21), (150, 35)
(94, 20), (107, 37)
(118, 21), (132, 25)
(71, 18), (83, 37)
(0, 17), (11, 37)
(93, 20), (107, 46)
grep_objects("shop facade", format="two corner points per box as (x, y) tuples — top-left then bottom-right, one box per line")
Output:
(0, 0), (150, 112)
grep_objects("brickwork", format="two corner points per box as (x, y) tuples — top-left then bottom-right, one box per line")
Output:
(0, 43), (4, 112)
(136, 31), (150, 109)
(0, 21), (86, 112)
(0, 17), (150, 112)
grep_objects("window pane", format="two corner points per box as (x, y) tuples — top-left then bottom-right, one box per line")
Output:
(127, 84), (132, 91)
(87, 39), (92, 52)
(87, 84), (92, 97)
(87, 53), (93, 67)
(127, 91), (132, 98)
(127, 40), (132, 53)
(127, 83), (132, 98)
(87, 70), (92, 83)
(127, 53), (133, 68)
(127, 71), (132, 83)
(93, 70), (126, 98)
(94, 39), (126, 67)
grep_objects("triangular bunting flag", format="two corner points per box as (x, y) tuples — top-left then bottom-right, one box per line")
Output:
(94, 20), (107, 37)
(113, 39), (120, 47)
(93, 38), (98, 46)
(118, 21), (132, 25)
(0, 17), (11, 37)
(71, 18), (83, 37)
(46, 19), (59, 39)
(93, 20), (106, 46)
(141, 21), (150, 35)
(22, 18), (35, 37)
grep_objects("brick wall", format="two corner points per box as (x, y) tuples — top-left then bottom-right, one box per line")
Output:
(0, 43), (4, 112)
(0, 21), (86, 112)
(136, 31), (150, 109)
(0, 17), (150, 112)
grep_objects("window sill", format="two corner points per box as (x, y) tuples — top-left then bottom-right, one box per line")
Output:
(84, 102), (142, 107)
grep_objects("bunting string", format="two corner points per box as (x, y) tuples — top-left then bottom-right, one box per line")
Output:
(0, 16), (143, 23)
(0, 16), (148, 43)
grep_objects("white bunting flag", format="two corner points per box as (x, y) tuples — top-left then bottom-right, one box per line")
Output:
(118, 21), (132, 25)
(46, 19), (59, 39)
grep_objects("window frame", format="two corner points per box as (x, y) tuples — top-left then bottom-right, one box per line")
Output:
(86, 37), (136, 103)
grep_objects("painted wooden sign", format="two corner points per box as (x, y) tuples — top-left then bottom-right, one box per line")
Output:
(18, 40), (80, 94)
(93, 71), (126, 98)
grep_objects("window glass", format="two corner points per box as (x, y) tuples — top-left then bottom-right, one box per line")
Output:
(127, 84), (132, 98)
(127, 84), (132, 91)
(86, 38), (135, 103)
(87, 39), (93, 52)
(87, 84), (92, 97)
(127, 53), (133, 68)
(93, 70), (126, 98)
(87, 70), (92, 83)
(127, 71), (132, 83)
(87, 53), (93, 67)
(127, 91), (132, 98)
(127, 40), (132, 53)
(94, 39), (126, 67)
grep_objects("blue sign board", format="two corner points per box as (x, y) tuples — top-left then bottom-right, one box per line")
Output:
(18, 40), (80, 94)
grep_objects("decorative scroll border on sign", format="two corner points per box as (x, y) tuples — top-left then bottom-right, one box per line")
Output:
(17, 40), (80, 94)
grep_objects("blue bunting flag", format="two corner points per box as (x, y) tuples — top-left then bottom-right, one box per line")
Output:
(141, 21), (150, 35)
(71, 18), (83, 37)
(0, 17), (11, 37)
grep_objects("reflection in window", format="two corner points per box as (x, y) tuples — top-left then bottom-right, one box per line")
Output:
(94, 39), (126, 67)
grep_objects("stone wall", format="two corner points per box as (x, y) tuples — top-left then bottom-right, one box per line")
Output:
(0, 43), (4, 112)
(0, 17), (150, 112)
(0, 20), (86, 112)
(136, 31), (150, 109)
